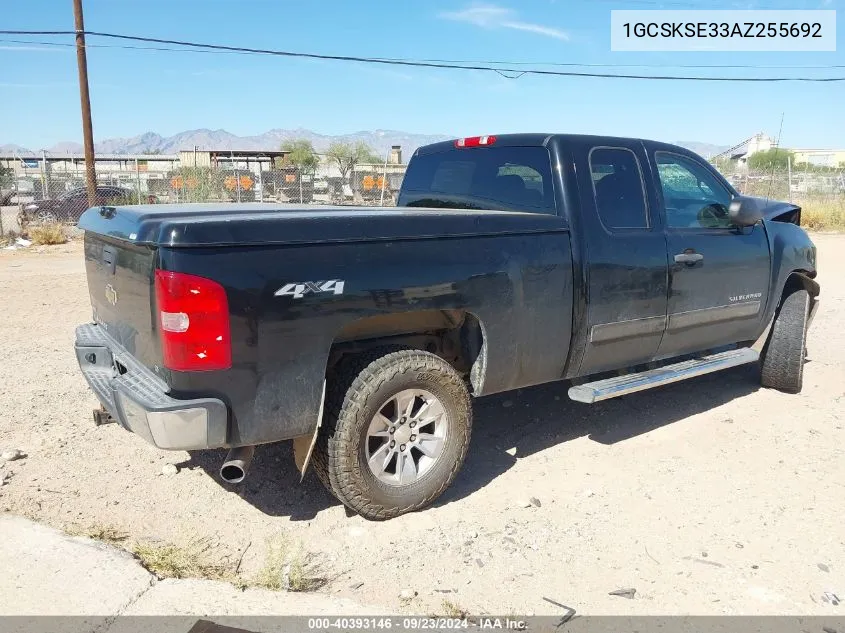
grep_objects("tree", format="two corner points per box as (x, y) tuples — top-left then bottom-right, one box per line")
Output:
(280, 138), (319, 171)
(326, 141), (381, 184)
(709, 156), (735, 175)
(747, 148), (794, 171)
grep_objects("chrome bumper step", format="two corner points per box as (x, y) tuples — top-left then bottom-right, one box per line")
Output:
(568, 348), (759, 404)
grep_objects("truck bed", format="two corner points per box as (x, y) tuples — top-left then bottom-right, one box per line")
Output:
(77, 203), (566, 247)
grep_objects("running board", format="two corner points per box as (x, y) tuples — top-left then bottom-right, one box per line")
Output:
(568, 348), (759, 404)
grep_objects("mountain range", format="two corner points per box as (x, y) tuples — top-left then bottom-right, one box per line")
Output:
(1, 129), (730, 159)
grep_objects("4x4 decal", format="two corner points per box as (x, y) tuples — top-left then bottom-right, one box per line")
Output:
(274, 280), (345, 299)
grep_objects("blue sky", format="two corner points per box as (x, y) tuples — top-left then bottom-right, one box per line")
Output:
(1, 0), (843, 150)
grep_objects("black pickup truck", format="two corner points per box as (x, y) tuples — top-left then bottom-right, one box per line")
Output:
(75, 133), (819, 520)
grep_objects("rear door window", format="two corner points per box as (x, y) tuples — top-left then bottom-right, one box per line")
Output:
(401, 146), (555, 213)
(588, 147), (649, 230)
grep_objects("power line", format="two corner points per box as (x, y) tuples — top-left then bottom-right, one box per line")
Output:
(6, 38), (845, 70)
(1, 29), (844, 82)
(387, 56), (845, 71)
(6, 37), (844, 70)
(0, 38), (268, 56)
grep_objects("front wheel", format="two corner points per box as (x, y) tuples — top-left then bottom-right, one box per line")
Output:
(313, 349), (472, 520)
(760, 288), (810, 393)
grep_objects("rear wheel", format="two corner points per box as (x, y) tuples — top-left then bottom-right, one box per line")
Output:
(760, 288), (810, 393)
(313, 349), (472, 520)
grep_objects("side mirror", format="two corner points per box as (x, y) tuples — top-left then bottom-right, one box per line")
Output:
(728, 196), (764, 227)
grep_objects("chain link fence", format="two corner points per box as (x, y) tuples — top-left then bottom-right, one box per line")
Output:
(4, 152), (844, 236)
(165, 160), (406, 206)
(0, 151), (408, 236)
(723, 168), (844, 200)
(718, 167), (845, 230)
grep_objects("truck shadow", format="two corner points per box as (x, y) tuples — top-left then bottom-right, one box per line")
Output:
(180, 442), (336, 522)
(181, 364), (760, 520)
(437, 363), (761, 509)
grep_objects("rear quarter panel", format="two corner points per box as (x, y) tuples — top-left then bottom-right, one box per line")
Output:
(160, 232), (574, 446)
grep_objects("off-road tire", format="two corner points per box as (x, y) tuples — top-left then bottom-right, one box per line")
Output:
(311, 350), (400, 498)
(760, 288), (810, 393)
(312, 348), (472, 520)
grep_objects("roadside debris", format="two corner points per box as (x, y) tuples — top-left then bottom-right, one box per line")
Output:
(542, 597), (576, 624)
(822, 592), (840, 606)
(399, 589), (418, 601)
(529, 497), (542, 508)
(3, 237), (32, 251)
(0, 449), (26, 462)
(644, 545), (660, 564)
(161, 464), (178, 476)
(349, 581), (364, 590)
(609, 587), (637, 599)
(234, 541), (251, 574)
(502, 400), (513, 408)
(684, 556), (724, 568)
(819, 563), (831, 573)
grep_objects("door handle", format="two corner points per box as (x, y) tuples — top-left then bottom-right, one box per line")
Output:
(674, 252), (704, 265)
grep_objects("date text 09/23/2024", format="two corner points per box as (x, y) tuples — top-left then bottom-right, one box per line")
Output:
(306, 618), (527, 630)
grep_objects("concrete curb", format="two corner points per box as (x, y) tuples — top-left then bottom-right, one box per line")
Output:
(0, 515), (383, 632)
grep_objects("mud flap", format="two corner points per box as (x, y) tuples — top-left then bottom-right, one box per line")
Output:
(292, 380), (326, 480)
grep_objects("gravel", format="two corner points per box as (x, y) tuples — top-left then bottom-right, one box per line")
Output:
(1, 237), (844, 616)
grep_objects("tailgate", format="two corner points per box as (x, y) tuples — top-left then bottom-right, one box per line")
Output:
(83, 232), (160, 373)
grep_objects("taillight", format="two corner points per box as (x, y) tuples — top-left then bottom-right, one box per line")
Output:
(454, 135), (497, 148)
(154, 270), (231, 371)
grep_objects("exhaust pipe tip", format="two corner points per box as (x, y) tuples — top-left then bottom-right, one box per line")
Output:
(220, 446), (255, 484)
(220, 463), (247, 484)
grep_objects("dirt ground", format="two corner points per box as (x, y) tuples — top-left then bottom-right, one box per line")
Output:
(1, 235), (843, 617)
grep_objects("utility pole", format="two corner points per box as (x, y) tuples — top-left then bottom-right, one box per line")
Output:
(40, 149), (48, 200)
(787, 155), (793, 202)
(73, 0), (97, 208)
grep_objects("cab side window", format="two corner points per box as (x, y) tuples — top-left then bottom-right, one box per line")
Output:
(589, 148), (649, 230)
(656, 153), (734, 229)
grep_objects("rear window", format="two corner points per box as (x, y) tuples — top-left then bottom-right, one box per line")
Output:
(401, 146), (555, 213)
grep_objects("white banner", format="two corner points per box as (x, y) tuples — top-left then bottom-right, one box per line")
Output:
(611, 10), (836, 52)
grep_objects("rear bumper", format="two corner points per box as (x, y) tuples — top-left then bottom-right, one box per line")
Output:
(74, 323), (228, 450)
